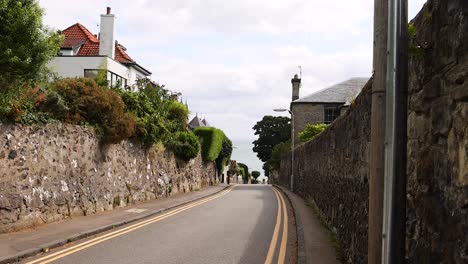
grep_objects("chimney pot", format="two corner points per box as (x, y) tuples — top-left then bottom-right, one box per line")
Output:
(99, 7), (116, 59)
(291, 74), (301, 101)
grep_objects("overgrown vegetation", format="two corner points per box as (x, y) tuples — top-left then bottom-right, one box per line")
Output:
(408, 23), (425, 57)
(298, 123), (328, 143)
(51, 78), (137, 143)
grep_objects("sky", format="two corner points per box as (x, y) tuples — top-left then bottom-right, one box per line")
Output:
(39, 0), (427, 176)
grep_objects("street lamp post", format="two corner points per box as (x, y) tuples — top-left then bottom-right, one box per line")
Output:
(274, 108), (294, 192)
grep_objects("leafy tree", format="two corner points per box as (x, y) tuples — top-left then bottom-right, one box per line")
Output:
(263, 163), (270, 177)
(0, 0), (63, 85)
(251, 171), (261, 180)
(298, 123), (328, 142)
(252, 115), (291, 162)
(269, 140), (291, 170)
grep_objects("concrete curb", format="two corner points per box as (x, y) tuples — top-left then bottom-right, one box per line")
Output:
(0, 185), (231, 264)
(273, 185), (307, 264)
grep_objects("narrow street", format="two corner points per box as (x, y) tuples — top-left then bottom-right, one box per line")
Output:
(22, 185), (295, 264)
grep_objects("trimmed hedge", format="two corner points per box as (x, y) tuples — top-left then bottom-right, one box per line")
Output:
(238, 163), (249, 180)
(194, 127), (225, 161)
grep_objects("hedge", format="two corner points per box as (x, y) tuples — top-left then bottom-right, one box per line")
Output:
(194, 127), (225, 161)
(238, 163), (249, 180)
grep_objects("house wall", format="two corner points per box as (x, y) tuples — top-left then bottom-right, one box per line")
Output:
(49, 57), (135, 86)
(291, 103), (324, 144)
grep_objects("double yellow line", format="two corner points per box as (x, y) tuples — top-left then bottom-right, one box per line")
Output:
(26, 186), (235, 264)
(264, 187), (289, 264)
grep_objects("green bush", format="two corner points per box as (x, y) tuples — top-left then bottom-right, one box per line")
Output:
(51, 78), (136, 143)
(117, 81), (187, 147)
(194, 127), (225, 161)
(299, 123), (328, 143)
(171, 131), (200, 161)
(166, 100), (189, 132)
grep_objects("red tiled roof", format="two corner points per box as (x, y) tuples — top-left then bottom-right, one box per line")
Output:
(115, 45), (133, 64)
(60, 23), (134, 63)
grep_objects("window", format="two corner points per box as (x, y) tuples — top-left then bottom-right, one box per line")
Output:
(84, 69), (127, 88)
(324, 106), (340, 124)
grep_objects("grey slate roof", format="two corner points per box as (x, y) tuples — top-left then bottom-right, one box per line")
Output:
(293, 77), (370, 104)
(188, 116), (211, 129)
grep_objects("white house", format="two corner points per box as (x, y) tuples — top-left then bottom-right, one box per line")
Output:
(48, 7), (151, 89)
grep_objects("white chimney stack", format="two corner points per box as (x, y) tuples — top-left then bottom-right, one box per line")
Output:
(99, 7), (115, 59)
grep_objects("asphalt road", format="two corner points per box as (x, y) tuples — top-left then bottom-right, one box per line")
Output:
(23, 185), (294, 264)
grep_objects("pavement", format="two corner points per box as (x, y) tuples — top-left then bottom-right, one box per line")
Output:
(275, 185), (340, 264)
(1, 185), (296, 264)
(0, 185), (230, 264)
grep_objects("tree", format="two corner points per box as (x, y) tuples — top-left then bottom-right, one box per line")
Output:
(269, 140), (291, 170)
(299, 123), (328, 142)
(0, 0), (63, 85)
(252, 116), (291, 162)
(251, 171), (261, 180)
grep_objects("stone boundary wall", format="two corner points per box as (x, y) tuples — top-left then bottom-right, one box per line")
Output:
(278, 80), (372, 263)
(0, 124), (216, 233)
(277, 1), (467, 263)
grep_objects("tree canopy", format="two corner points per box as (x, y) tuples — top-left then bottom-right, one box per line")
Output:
(0, 0), (63, 85)
(252, 115), (291, 162)
(251, 171), (261, 180)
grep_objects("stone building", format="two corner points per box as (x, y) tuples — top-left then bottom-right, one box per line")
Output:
(290, 75), (369, 143)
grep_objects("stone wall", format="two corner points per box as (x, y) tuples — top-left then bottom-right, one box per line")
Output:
(0, 124), (216, 233)
(406, 0), (467, 262)
(279, 80), (372, 263)
(277, 1), (467, 263)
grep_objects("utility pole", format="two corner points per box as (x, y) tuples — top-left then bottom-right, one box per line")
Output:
(368, 0), (388, 263)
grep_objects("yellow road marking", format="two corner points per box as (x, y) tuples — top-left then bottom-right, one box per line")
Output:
(26, 186), (234, 264)
(264, 187), (282, 264)
(277, 188), (288, 264)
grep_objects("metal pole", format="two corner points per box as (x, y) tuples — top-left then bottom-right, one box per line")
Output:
(369, 0), (388, 263)
(391, 0), (408, 261)
(382, 0), (408, 263)
(290, 110), (295, 192)
(381, 0), (397, 259)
